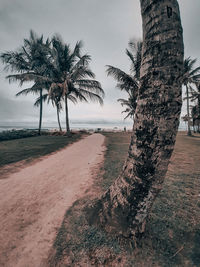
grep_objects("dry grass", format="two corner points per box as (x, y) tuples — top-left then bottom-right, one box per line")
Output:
(49, 131), (200, 267)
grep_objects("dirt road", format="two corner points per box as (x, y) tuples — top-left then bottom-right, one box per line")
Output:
(0, 133), (105, 267)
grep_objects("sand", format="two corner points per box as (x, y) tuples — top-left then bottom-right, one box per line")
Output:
(0, 133), (105, 267)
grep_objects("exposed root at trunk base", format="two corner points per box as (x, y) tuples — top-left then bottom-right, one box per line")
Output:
(85, 197), (147, 245)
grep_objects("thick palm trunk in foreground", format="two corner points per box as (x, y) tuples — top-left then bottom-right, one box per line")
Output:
(89, 0), (184, 239)
(38, 88), (43, 135)
(65, 95), (70, 133)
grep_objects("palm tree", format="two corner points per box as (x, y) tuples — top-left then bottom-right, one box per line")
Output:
(106, 40), (142, 119)
(191, 105), (200, 132)
(0, 30), (51, 135)
(190, 83), (200, 132)
(89, 0), (184, 239)
(47, 35), (104, 133)
(182, 58), (200, 136)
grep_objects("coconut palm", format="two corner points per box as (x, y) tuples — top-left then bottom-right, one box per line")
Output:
(190, 83), (200, 132)
(182, 57), (200, 135)
(191, 104), (200, 132)
(190, 82), (200, 108)
(47, 35), (104, 132)
(106, 40), (142, 119)
(1, 30), (51, 135)
(89, 0), (184, 239)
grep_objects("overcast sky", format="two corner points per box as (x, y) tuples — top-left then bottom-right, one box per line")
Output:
(0, 0), (200, 127)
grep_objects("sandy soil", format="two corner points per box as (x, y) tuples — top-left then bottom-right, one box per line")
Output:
(0, 133), (105, 267)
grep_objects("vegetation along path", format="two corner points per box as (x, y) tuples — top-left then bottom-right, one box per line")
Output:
(0, 133), (105, 267)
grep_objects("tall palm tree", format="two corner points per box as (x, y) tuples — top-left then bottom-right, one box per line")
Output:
(182, 57), (200, 136)
(190, 82), (200, 108)
(191, 104), (200, 132)
(0, 30), (51, 135)
(190, 83), (200, 132)
(89, 0), (184, 239)
(106, 40), (142, 119)
(47, 35), (104, 132)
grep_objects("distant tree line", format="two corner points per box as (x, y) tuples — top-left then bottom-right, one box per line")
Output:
(107, 40), (200, 135)
(1, 30), (200, 136)
(1, 30), (104, 134)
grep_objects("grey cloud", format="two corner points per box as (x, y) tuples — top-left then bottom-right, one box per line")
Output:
(0, 0), (199, 125)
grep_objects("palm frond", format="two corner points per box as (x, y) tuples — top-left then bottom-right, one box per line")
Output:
(68, 94), (78, 104)
(72, 66), (95, 80)
(75, 79), (104, 96)
(16, 87), (38, 97)
(70, 40), (83, 59)
(72, 54), (91, 71)
(34, 93), (49, 107)
(106, 65), (138, 90)
(76, 88), (104, 105)
(6, 73), (51, 86)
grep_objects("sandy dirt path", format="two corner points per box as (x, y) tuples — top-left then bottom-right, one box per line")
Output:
(0, 133), (105, 267)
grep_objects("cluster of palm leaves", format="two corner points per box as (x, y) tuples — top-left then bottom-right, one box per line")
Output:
(106, 40), (142, 120)
(106, 40), (200, 136)
(1, 31), (104, 134)
(182, 57), (200, 135)
(190, 83), (200, 132)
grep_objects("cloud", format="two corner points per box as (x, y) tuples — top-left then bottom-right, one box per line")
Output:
(0, 0), (199, 126)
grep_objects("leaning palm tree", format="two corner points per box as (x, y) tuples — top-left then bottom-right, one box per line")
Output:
(47, 35), (104, 132)
(88, 0), (184, 240)
(182, 57), (200, 136)
(0, 30), (51, 135)
(106, 40), (142, 119)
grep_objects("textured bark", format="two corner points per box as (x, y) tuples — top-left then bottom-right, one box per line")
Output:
(65, 95), (70, 133)
(38, 89), (43, 135)
(89, 0), (184, 238)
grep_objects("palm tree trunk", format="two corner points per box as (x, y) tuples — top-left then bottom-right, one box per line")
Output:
(56, 104), (62, 132)
(65, 95), (70, 133)
(88, 0), (184, 239)
(186, 84), (192, 136)
(38, 88), (43, 135)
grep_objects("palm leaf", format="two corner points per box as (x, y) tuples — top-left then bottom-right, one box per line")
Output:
(106, 65), (138, 90)
(34, 93), (49, 107)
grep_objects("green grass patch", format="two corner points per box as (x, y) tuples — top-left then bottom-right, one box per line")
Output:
(99, 132), (132, 190)
(0, 129), (42, 141)
(0, 132), (84, 167)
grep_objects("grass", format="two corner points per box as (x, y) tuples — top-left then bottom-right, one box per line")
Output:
(98, 132), (131, 190)
(0, 132), (84, 167)
(49, 131), (200, 266)
(0, 129), (42, 141)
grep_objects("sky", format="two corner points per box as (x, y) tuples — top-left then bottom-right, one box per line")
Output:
(0, 0), (200, 128)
